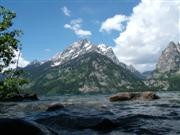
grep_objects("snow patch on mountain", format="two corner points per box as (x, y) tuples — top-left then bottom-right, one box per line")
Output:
(51, 39), (121, 67)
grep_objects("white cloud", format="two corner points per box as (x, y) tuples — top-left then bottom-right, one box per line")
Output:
(17, 55), (29, 68)
(100, 14), (128, 33)
(64, 18), (92, 37)
(61, 6), (71, 16)
(4, 50), (29, 70)
(112, 0), (180, 72)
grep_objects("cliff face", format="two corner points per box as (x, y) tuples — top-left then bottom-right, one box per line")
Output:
(145, 41), (180, 90)
(156, 41), (180, 73)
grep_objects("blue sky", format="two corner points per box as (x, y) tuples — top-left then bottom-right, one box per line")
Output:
(1, 0), (179, 72)
(1, 0), (140, 61)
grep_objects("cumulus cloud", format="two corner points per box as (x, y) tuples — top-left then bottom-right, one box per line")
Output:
(64, 18), (92, 37)
(4, 50), (29, 70)
(112, 0), (180, 72)
(100, 14), (128, 33)
(61, 6), (71, 16)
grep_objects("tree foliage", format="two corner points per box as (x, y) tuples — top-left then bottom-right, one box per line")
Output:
(0, 6), (28, 101)
(0, 6), (22, 72)
(0, 69), (29, 99)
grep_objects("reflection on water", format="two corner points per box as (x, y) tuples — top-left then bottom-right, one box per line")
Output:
(0, 91), (180, 135)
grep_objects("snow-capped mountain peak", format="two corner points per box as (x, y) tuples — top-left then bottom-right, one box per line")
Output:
(51, 39), (117, 67)
(69, 39), (91, 49)
(50, 39), (142, 80)
(97, 44), (111, 52)
(51, 39), (94, 66)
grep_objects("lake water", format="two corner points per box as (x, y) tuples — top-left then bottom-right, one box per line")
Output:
(0, 91), (180, 135)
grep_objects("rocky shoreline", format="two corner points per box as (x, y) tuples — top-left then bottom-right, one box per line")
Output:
(0, 93), (38, 102)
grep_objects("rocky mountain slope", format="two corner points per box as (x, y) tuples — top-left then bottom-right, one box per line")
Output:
(145, 41), (180, 90)
(24, 39), (145, 94)
(156, 41), (180, 73)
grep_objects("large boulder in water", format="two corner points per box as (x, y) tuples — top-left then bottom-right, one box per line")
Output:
(141, 91), (160, 100)
(0, 118), (53, 135)
(46, 102), (64, 111)
(109, 91), (159, 102)
(109, 92), (132, 101)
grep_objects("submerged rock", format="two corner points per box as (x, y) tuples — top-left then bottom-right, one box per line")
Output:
(0, 118), (54, 135)
(46, 102), (64, 111)
(36, 114), (118, 132)
(109, 91), (159, 102)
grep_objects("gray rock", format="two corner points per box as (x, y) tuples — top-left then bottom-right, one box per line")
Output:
(156, 41), (180, 73)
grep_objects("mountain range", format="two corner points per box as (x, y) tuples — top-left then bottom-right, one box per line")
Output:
(24, 39), (146, 95)
(23, 40), (179, 94)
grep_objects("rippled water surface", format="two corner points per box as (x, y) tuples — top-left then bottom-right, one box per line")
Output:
(0, 91), (180, 135)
